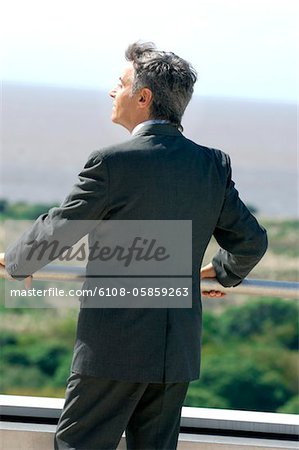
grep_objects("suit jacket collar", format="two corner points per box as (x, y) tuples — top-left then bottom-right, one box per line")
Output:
(132, 123), (183, 138)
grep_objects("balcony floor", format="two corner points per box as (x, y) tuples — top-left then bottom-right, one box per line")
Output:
(1, 421), (298, 450)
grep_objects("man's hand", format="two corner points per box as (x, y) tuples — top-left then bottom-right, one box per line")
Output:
(0, 252), (33, 289)
(200, 262), (225, 298)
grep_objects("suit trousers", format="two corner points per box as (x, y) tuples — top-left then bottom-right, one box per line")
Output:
(54, 372), (189, 450)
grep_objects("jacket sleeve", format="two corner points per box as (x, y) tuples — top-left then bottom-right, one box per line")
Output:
(5, 151), (109, 280)
(212, 154), (268, 287)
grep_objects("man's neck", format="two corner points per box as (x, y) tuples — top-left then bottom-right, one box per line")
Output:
(131, 119), (170, 135)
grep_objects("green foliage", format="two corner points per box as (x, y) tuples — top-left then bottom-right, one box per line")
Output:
(0, 200), (58, 220)
(195, 346), (294, 412)
(0, 365), (50, 391)
(184, 297), (299, 412)
(0, 199), (8, 213)
(0, 313), (75, 397)
(51, 355), (73, 387)
(262, 219), (299, 258)
(0, 331), (17, 346)
(2, 335), (71, 376)
(218, 298), (299, 350)
(202, 311), (222, 344)
(185, 384), (229, 408)
(277, 396), (299, 414)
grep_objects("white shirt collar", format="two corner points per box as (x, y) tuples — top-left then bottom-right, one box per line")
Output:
(131, 120), (170, 136)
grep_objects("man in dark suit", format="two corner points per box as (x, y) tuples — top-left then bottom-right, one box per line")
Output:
(0, 42), (267, 449)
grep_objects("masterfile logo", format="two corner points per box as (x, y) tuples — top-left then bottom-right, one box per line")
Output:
(5, 220), (193, 308)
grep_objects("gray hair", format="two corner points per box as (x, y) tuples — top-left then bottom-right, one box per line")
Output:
(125, 41), (197, 131)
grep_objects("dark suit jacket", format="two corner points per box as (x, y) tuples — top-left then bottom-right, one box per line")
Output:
(5, 123), (267, 382)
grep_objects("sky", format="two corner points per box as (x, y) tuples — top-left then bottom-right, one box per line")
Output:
(1, 0), (298, 101)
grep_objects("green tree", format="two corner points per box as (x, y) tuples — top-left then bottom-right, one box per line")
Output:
(278, 396), (299, 414)
(219, 298), (299, 350)
(197, 346), (295, 412)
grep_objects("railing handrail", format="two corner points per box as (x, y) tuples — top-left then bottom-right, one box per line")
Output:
(0, 266), (298, 299)
(1, 394), (298, 438)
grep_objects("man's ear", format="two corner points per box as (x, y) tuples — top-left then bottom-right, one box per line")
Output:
(138, 88), (153, 109)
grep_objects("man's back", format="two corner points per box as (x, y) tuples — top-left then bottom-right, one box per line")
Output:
(71, 122), (267, 383)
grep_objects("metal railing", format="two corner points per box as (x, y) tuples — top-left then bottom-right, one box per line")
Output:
(1, 394), (299, 441)
(0, 266), (298, 299)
